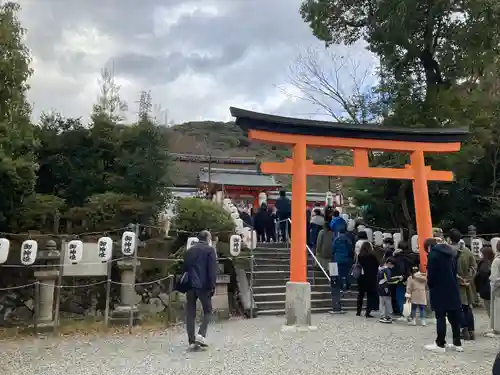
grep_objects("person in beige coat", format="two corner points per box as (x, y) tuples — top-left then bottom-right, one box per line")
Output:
(405, 267), (428, 326)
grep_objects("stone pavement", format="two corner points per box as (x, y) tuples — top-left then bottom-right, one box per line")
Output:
(0, 312), (497, 375)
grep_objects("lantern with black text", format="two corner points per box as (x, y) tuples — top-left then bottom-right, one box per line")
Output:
(97, 237), (113, 262)
(67, 240), (83, 264)
(0, 238), (9, 264)
(20, 240), (38, 265)
(121, 231), (136, 256)
(186, 237), (199, 250)
(230, 234), (242, 256)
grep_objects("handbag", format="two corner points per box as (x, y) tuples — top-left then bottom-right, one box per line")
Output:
(175, 271), (191, 293)
(350, 254), (363, 279)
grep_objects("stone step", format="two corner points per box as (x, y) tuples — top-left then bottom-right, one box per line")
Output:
(256, 242), (289, 249)
(258, 306), (357, 316)
(256, 297), (358, 313)
(253, 257), (315, 265)
(256, 298), (333, 311)
(252, 284), (331, 294)
(250, 270), (329, 280)
(254, 291), (331, 302)
(251, 278), (326, 287)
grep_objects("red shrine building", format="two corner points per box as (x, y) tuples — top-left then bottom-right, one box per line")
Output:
(168, 153), (342, 209)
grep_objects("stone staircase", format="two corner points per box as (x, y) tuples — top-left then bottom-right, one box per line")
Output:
(249, 242), (357, 315)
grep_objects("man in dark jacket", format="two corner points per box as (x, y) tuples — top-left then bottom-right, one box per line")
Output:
(424, 238), (463, 353)
(275, 190), (291, 241)
(183, 230), (217, 349)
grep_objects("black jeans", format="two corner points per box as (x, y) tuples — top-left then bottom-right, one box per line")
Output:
(357, 286), (378, 314)
(461, 304), (475, 331)
(435, 310), (462, 348)
(186, 289), (212, 344)
(390, 284), (401, 315)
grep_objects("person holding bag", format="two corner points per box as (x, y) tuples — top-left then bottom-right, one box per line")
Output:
(405, 266), (428, 326)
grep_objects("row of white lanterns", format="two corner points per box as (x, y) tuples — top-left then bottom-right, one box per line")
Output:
(357, 224), (488, 256)
(0, 231), (138, 266)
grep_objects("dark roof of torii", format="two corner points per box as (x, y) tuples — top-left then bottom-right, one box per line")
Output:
(230, 107), (469, 143)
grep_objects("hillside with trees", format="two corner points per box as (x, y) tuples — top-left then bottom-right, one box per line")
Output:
(167, 120), (347, 192)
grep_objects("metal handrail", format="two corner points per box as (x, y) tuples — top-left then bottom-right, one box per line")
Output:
(280, 218), (331, 283)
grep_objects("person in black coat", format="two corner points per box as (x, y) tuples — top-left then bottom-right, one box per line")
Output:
(265, 205), (277, 242)
(475, 246), (494, 317)
(493, 351), (500, 375)
(424, 238), (463, 353)
(253, 203), (269, 242)
(356, 241), (380, 317)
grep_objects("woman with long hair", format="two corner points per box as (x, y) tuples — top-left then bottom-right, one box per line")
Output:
(356, 241), (379, 318)
(475, 246), (494, 318)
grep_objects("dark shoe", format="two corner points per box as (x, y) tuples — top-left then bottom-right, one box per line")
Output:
(468, 330), (475, 340)
(365, 313), (374, 318)
(461, 328), (471, 340)
(356, 311), (361, 316)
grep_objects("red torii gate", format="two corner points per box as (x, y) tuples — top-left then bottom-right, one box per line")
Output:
(230, 107), (468, 282)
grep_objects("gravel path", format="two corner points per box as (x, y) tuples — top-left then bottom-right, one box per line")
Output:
(0, 312), (497, 375)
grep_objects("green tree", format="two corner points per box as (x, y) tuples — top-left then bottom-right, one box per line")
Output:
(0, 2), (37, 230)
(300, 0), (500, 232)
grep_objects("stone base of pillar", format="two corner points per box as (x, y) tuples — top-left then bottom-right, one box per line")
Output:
(282, 281), (317, 332)
(109, 305), (141, 325)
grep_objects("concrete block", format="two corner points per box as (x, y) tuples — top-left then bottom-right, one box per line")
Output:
(283, 281), (315, 330)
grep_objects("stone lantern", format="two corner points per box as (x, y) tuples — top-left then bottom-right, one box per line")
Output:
(33, 240), (61, 325)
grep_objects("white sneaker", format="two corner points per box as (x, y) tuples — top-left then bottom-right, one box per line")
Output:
(195, 334), (208, 347)
(424, 343), (446, 353)
(420, 319), (426, 326)
(397, 316), (407, 322)
(188, 343), (199, 350)
(446, 344), (464, 352)
(408, 319), (416, 326)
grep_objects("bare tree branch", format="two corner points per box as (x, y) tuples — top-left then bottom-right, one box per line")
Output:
(281, 47), (377, 124)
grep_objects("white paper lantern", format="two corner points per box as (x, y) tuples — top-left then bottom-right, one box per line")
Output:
(258, 192), (267, 206)
(325, 191), (334, 206)
(0, 238), (10, 264)
(393, 233), (402, 249)
(230, 234), (242, 256)
(373, 231), (383, 246)
(121, 231), (137, 256)
(20, 239), (38, 265)
(67, 240), (83, 264)
(411, 235), (419, 253)
(364, 228), (373, 243)
(491, 237), (500, 253)
(382, 232), (392, 240)
(97, 236), (113, 262)
(235, 218), (244, 232)
(248, 230), (257, 250)
(347, 219), (356, 232)
(186, 237), (199, 250)
(471, 238), (483, 257)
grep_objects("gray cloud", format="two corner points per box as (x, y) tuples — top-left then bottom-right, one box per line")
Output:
(17, 0), (376, 123)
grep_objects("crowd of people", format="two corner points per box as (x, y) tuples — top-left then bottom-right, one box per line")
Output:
(179, 193), (500, 372)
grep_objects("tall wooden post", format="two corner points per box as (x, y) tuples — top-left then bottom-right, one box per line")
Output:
(291, 142), (307, 283)
(410, 150), (433, 271)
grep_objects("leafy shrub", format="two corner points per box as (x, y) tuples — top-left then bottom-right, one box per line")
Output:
(172, 198), (235, 242)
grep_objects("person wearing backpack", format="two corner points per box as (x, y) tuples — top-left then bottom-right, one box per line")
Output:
(332, 226), (353, 291)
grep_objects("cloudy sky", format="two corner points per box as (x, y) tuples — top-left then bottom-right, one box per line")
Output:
(17, 0), (376, 124)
